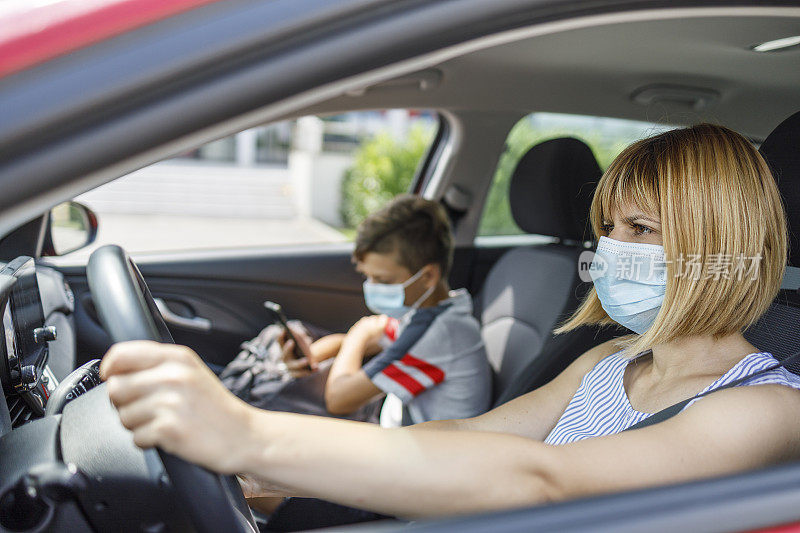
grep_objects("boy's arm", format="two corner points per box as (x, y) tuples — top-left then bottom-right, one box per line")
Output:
(280, 324), (342, 364)
(324, 316), (387, 414)
(308, 333), (346, 365)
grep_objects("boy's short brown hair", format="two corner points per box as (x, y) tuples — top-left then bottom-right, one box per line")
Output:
(354, 195), (454, 279)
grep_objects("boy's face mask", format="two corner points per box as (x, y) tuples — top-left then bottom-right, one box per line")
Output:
(363, 268), (435, 319)
(589, 236), (667, 334)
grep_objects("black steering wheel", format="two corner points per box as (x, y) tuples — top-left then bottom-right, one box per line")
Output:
(86, 245), (256, 533)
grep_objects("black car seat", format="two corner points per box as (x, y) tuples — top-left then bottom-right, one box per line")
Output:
(744, 110), (800, 371)
(476, 137), (623, 406)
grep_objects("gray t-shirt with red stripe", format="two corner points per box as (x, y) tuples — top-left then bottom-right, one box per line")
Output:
(362, 289), (491, 427)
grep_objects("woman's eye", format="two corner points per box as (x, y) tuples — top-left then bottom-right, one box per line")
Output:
(632, 224), (652, 235)
(601, 223), (614, 234)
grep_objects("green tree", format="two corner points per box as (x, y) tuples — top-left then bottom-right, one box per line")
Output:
(340, 124), (434, 228)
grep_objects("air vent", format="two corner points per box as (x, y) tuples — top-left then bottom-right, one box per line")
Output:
(7, 394), (35, 428)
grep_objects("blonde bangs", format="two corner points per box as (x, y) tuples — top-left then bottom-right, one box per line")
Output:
(590, 140), (661, 239)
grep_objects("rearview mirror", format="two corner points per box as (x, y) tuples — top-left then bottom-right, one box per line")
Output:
(49, 201), (98, 256)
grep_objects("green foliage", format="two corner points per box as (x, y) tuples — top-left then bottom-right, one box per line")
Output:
(340, 124), (434, 229)
(340, 115), (651, 236)
(477, 120), (634, 236)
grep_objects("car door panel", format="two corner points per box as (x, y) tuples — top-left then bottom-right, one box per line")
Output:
(54, 243), (368, 367)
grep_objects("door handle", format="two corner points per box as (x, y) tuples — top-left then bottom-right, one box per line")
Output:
(154, 298), (212, 332)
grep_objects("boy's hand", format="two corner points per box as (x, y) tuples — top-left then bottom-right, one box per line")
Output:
(100, 341), (256, 474)
(348, 315), (389, 347)
(278, 324), (314, 359)
(281, 340), (315, 377)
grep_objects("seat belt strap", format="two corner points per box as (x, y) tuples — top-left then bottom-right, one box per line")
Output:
(625, 349), (800, 431)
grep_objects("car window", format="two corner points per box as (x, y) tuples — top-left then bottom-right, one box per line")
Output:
(477, 112), (670, 239)
(66, 110), (438, 256)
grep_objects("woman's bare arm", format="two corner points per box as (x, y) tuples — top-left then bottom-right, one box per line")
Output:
(100, 340), (800, 519)
(540, 384), (800, 499)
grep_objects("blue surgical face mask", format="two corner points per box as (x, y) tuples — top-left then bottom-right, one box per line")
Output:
(589, 236), (667, 334)
(363, 268), (435, 319)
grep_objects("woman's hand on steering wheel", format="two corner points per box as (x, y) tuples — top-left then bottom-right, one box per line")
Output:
(101, 340), (257, 475)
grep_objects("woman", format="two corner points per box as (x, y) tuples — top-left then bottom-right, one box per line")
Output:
(101, 124), (800, 518)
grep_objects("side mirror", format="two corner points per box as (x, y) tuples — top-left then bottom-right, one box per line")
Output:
(48, 201), (98, 256)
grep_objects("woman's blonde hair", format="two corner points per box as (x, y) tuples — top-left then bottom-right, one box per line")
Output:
(555, 123), (788, 358)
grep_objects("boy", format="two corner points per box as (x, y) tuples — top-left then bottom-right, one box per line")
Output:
(282, 194), (491, 426)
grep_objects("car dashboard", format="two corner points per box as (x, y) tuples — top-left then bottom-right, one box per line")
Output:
(0, 255), (182, 532)
(0, 257), (78, 435)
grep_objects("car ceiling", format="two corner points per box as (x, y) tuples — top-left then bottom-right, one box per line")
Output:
(298, 12), (800, 140)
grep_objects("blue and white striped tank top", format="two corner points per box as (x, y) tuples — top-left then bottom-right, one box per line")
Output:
(544, 350), (800, 445)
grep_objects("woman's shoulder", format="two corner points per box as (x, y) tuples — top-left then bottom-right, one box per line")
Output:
(695, 352), (800, 406)
(569, 336), (632, 376)
(690, 373), (800, 419)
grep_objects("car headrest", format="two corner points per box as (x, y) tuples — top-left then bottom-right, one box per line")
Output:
(509, 137), (601, 241)
(759, 111), (800, 266)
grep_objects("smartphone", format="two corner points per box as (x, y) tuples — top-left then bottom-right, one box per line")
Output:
(263, 301), (312, 361)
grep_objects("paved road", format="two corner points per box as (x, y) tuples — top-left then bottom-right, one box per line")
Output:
(60, 212), (349, 259)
